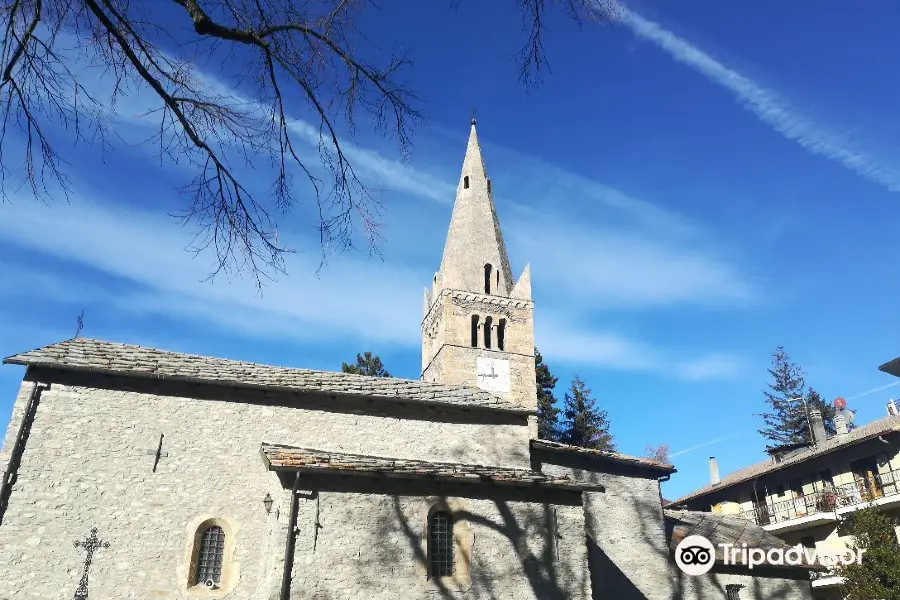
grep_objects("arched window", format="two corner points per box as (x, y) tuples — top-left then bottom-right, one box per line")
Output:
(470, 315), (479, 348)
(498, 318), (506, 351)
(463, 176), (470, 189)
(429, 511), (454, 577)
(484, 317), (492, 349)
(487, 178), (491, 194)
(484, 263), (492, 294)
(195, 525), (225, 584)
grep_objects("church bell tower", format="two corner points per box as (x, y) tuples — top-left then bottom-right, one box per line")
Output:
(421, 119), (537, 413)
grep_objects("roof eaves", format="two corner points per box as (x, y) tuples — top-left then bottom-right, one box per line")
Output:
(531, 439), (677, 474)
(878, 357), (900, 378)
(260, 443), (604, 492)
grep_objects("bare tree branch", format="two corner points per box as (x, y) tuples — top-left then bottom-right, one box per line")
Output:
(0, 0), (599, 285)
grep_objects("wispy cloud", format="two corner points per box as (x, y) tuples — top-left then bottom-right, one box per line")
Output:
(848, 381), (900, 401)
(670, 434), (743, 458)
(599, 2), (900, 192)
(0, 31), (754, 381)
(0, 193), (745, 380)
(536, 311), (744, 380)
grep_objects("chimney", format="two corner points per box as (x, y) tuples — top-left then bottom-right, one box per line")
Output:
(888, 400), (898, 416)
(809, 408), (827, 445)
(709, 456), (720, 485)
(835, 410), (849, 437)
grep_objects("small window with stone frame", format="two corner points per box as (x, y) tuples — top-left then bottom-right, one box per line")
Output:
(725, 584), (744, 600)
(428, 510), (454, 578)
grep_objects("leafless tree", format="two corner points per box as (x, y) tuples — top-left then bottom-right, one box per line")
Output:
(1, 0), (613, 284)
(644, 443), (670, 465)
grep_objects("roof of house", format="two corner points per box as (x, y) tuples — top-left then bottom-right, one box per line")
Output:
(260, 443), (602, 491)
(672, 414), (900, 505)
(664, 509), (824, 571)
(531, 439), (676, 474)
(879, 356), (900, 378)
(3, 338), (529, 414)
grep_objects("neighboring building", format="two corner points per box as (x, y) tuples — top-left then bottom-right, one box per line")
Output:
(665, 510), (821, 600)
(671, 399), (900, 600)
(0, 120), (811, 599)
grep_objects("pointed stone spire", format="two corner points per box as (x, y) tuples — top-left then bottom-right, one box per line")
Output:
(437, 120), (514, 296)
(510, 264), (531, 300)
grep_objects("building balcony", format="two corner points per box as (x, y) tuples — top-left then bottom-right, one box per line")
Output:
(737, 469), (900, 531)
(810, 569), (845, 590)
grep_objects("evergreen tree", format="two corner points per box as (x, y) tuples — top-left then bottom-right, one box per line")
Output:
(838, 507), (900, 600)
(559, 375), (615, 451)
(757, 346), (811, 445)
(342, 352), (391, 377)
(535, 348), (560, 441)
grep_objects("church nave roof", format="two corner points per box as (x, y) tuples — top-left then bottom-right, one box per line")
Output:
(3, 337), (529, 414)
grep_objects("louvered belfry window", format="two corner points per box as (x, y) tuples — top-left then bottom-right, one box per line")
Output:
(429, 511), (454, 577)
(195, 525), (226, 583)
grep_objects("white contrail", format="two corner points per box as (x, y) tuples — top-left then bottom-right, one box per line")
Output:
(847, 381), (900, 401)
(670, 434), (741, 458)
(595, 2), (900, 192)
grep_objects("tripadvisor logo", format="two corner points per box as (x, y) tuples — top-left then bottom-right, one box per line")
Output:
(674, 534), (865, 576)
(674, 535), (716, 576)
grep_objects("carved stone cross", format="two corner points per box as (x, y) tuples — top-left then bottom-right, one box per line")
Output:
(73, 527), (110, 599)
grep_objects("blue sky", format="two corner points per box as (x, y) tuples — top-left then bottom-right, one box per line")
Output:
(2, 0), (900, 501)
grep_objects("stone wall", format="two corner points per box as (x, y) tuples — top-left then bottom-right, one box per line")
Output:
(677, 569), (813, 600)
(534, 454), (677, 600)
(0, 373), (543, 598)
(288, 481), (591, 600)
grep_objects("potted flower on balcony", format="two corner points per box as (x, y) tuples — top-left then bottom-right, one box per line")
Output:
(818, 492), (837, 511)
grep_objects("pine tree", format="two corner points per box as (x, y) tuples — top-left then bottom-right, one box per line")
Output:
(757, 346), (811, 445)
(341, 352), (391, 377)
(559, 375), (615, 451)
(838, 507), (900, 600)
(535, 348), (560, 441)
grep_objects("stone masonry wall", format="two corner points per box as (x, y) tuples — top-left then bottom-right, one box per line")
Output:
(539, 462), (678, 600)
(0, 376), (540, 599)
(289, 490), (590, 599)
(678, 570), (813, 600)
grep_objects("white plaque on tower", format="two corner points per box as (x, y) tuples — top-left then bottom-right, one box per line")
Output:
(476, 357), (510, 394)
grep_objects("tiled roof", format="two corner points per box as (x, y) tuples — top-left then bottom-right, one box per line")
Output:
(664, 510), (824, 571)
(531, 439), (676, 474)
(260, 443), (602, 491)
(672, 414), (900, 505)
(3, 338), (528, 414)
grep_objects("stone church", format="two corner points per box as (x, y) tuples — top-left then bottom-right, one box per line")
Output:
(0, 122), (816, 599)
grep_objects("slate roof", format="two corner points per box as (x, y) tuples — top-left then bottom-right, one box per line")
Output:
(260, 443), (602, 491)
(672, 414), (900, 505)
(664, 509), (824, 571)
(879, 356), (900, 378)
(531, 439), (676, 474)
(3, 338), (528, 414)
